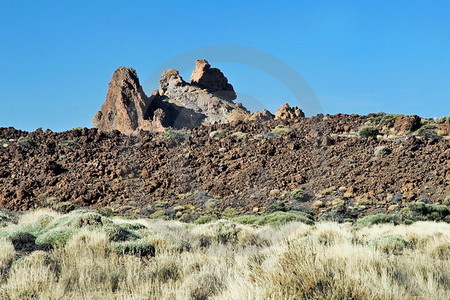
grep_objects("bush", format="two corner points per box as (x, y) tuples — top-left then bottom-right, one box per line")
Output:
(35, 227), (74, 248)
(374, 146), (391, 156)
(271, 125), (293, 135)
(265, 202), (289, 213)
(221, 207), (239, 218)
(445, 196), (450, 206)
(57, 139), (79, 147)
(357, 214), (399, 227)
(112, 239), (155, 256)
(209, 129), (228, 139)
(368, 235), (411, 254)
(194, 216), (214, 225)
(229, 132), (247, 139)
(17, 137), (37, 147)
(103, 224), (139, 242)
(233, 211), (314, 226)
(379, 114), (399, 127)
(358, 126), (379, 138)
(414, 127), (440, 139)
(406, 202), (450, 221)
(161, 129), (187, 143)
(291, 189), (308, 201)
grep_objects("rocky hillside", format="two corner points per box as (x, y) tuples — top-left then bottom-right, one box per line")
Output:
(1, 112), (450, 222)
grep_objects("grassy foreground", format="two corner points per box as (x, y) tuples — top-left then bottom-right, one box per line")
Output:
(0, 209), (449, 299)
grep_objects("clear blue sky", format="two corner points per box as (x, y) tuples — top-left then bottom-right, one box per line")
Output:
(1, 0), (450, 131)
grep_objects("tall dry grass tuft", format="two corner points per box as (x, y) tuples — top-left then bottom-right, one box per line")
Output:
(0, 210), (449, 299)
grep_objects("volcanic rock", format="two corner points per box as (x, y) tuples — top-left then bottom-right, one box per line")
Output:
(190, 59), (237, 101)
(93, 67), (152, 135)
(249, 109), (275, 121)
(392, 115), (421, 135)
(275, 103), (305, 120)
(94, 61), (251, 134)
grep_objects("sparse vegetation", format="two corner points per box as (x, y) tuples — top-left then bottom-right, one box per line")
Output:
(357, 213), (400, 227)
(0, 209), (449, 298)
(271, 125), (293, 135)
(17, 136), (37, 147)
(358, 126), (379, 138)
(161, 129), (188, 143)
(414, 126), (440, 138)
(57, 139), (79, 147)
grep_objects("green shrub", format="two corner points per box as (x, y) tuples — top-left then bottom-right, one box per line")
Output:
(209, 129), (228, 139)
(265, 202), (289, 213)
(194, 216), (214, 225)
(17, 137), (37, 147)
(358, 126), (379, 138)
(368, 235), (411, 254)
(45, 210), (112, 230)
(233, 211), (314, 227)
(35, 227), (74, 247)
(52, 201), (75, 213)
(118, 223), (147, 230)
(103, 224), (139, 242)
(406, 202), (449, 221)
(414, 127), (440, 138)
(229, 132), (247, 139)
(444, 196), (450, 206)
(367, 112), (387, 124)
(357, 214), (399, 227)
(161, 129), (187, 143)
(112, 239), (155, 257)
(57, 139), (79, 147)
(439, 116), (450, 123)
(221, 207), (239, 218)
(379, 114), (399, 127)
(374, 146), (391, 156)
(271, 125), (293, 135)
(291, 189), (308, 201)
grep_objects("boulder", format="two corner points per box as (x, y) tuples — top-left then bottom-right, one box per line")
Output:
(275, 103), (305, 120)
(392, 115), (421, 135)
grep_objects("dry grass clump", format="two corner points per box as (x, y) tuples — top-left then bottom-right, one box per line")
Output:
(0, 209), (449, 299)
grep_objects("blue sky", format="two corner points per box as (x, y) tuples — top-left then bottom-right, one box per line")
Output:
(1, 0), (450, 131)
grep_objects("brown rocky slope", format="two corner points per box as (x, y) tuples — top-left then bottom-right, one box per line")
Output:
(1, 113), (450, 222)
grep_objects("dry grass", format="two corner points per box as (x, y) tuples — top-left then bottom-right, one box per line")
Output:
(0, 209), (449, 299)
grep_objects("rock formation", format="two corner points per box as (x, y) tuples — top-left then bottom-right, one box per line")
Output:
(249, 109), (275, 121)
(275, 103), (305, 120)
(93, 67), (152, 135)
(93, 60), (251, 134)
(190, 59), (237, 101)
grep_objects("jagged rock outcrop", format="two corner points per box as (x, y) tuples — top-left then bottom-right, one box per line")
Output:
(93, 67), (154, 135)
(155, 61), (250, 126)
(249, 109), (275, 121)
(94, 60), (251, 134)
(275, 103), (305, 120)
(190, 59), (237, 101)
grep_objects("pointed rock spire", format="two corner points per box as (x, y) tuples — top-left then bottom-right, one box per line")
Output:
(93, 67), (151, 135)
